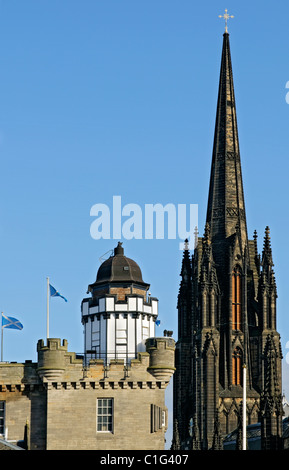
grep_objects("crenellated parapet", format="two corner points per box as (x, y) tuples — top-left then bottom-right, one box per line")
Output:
(33, 336), (175, 386)
(1, 336), (175, 396)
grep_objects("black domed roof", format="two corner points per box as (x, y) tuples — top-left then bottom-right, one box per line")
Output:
(91, 242), (149, 287)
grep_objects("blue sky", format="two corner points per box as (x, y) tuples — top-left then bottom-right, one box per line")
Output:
(0, 0), (289, 446)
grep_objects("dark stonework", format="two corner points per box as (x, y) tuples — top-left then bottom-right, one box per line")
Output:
(173, 33), (283, 450)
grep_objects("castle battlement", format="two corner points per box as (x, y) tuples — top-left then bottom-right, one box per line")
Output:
(0, 336), (175, 388)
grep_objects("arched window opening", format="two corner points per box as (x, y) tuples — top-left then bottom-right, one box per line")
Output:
(232, 266), (242, 330)
(232, 347), (243, 386)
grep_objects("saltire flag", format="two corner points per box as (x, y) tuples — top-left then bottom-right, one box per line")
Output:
(2, 313), (23, 330)
(49, 284), (67, 302)
(156, 320), (161, 326)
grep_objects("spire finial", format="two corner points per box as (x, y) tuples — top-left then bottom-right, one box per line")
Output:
(184, 238), (189, 251)
(114, 241), (124, 256)
(219, 8), (234, 33)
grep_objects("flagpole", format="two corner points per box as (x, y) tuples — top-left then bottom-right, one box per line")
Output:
(47, 277), (49, 340)
(243, 364), (247, 450)
(1, 312), (3, 362)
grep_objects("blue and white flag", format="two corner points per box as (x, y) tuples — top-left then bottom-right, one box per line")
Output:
(156, 319), (161, 326)
(49, 284), (67, 302)
(2, 313), (23, 330)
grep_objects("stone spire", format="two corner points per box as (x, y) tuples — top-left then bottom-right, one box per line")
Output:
(206, 32), (248, 254)
(177, 239), (192, 340)
(261, 226), (275, 279)
(260, 332), (283, 450)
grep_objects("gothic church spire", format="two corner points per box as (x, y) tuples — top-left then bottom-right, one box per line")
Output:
(206, 32), (248, 253)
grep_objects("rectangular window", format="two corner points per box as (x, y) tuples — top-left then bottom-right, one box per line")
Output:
(0, 401), (5, 436)
(151, 404), (164, 433)
(97, 398), (113, 432)
(162, 410), (166, 428)
(115, 316), (128, 362)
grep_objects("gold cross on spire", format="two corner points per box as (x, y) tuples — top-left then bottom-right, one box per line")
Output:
(219, 9), (234, 33)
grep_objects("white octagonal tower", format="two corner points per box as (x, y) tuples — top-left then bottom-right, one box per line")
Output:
(81, 242), (159, 365)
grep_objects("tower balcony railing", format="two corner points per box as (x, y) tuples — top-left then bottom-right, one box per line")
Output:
(82, 349), (140, 367)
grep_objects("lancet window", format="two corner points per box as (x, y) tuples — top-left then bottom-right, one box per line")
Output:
(232, 265), (242, 330)
(232, 347), (243, 386)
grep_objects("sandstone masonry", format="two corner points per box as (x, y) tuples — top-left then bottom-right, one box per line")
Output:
(0, 336), (175, 450)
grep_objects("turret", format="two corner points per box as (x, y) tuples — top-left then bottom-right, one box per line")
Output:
(146, 336), (175, 381)
(37, 338), (68, 381)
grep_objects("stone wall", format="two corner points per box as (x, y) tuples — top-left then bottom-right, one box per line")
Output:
(45, 381), (167, 450)
(0, 337), (175, 450)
